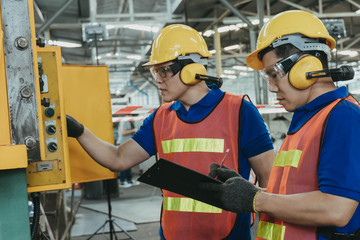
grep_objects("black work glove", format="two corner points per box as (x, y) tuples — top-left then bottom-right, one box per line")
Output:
(202, 174), (260, 214)
(66, 115), (84, 138)
(208, 163), (240, 182)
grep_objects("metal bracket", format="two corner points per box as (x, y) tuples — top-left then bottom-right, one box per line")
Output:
(2, 0), (40, 161)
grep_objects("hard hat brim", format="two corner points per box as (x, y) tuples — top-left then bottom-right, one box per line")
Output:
(246, 48), (265, 70)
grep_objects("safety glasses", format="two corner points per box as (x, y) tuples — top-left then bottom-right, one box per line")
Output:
(261, 52), (302, 84)
(150, 63), (182, 80)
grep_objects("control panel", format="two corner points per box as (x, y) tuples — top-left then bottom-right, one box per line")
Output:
(26, 47), (71, 192)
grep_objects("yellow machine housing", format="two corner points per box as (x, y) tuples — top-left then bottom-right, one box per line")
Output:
(62, 65), (117, 183)
(1, 0), (71, 193)
(1, 0), (115, 192)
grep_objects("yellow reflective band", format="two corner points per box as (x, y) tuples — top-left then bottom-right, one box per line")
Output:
(256, 221), (285, 240)
(163, 197), (222, 213)
(161, 138), (224, 154)
(273, 149), (302, 168)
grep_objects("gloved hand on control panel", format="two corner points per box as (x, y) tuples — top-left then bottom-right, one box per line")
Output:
(66, 115), (84, 138)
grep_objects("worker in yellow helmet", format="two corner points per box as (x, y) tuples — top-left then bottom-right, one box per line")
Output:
(204, 10), (360, 240)
(66, 24), (275, 239)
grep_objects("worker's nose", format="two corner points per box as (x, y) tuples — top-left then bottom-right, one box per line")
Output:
(268, 81), (279, 93)
(154, 75), (164, 84)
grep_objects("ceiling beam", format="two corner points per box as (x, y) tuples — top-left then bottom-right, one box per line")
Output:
(37, 11), (360, 30)
(219, 0), (254, 29)
(204, 0), (252, 32)
(95, 12), (182, 19)
(37, 0), (76, 36)
(78, 0), (90, 18)
(34, 1), (45, 23)
(345, 0), (360, 9)
(279, 0), (315, 13)
(344, 34), (360, 49)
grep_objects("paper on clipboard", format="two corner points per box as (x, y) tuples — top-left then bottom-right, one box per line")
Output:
(137, 158), (224, 209)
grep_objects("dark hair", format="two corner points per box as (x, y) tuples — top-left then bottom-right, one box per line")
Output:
(273, 44), (300, 59)
(260, 43), (329, 69)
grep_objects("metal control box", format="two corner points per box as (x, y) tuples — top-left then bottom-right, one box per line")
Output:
(26, 47), (71, 192)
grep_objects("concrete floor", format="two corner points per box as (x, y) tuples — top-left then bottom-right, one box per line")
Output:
(70, 175), (162, 240)
(71, 220), (160, 240)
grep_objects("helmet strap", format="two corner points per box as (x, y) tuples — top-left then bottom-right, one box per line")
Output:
(178, 53), (208, 67)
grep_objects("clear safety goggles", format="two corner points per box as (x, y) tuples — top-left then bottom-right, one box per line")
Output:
(260, 52), (302, 84)
(260, 65), (284, 84)
(150, 63), (182, 80)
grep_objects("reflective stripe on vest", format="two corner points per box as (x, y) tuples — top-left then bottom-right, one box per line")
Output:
(163, 197), (222, 213)
(273, 149), (302, 168)
(257, 221), (286, 240)
(162, 138), (224, 153)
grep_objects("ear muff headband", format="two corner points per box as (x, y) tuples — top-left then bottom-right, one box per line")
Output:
(289, 56), (323, 89)
(180, 63), (207, 85)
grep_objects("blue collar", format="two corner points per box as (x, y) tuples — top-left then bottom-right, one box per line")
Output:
(289, 86), (348, 132)
(295, 86), (347, 113)
(170, 85), (224, 111)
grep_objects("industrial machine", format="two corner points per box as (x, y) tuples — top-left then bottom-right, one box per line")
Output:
(0, 1), (115, 239)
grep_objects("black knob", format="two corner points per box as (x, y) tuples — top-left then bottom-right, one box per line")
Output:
(46, 125), (56, 135)
(41, 98), (50, 107)
(47, 142), (58, 152)
(45, 108), (55, 118)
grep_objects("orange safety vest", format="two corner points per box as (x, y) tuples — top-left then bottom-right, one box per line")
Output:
(153, 93), (245, 240)
(256, 97), (358, 240)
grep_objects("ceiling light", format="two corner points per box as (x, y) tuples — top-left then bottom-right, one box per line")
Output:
(47, 40), (81, 48)
(218, 25), (240, 33)
(224, 44), (240, 51)
(126, 54), (142, 60)
(106, 25), (116, 30)
(221, 74), (237, 79)
(224, 69), (235, 74)
(124, 25), (159, 33)
(232, 66), (252, 71)
(224, 17), (269, 26)
(202, 30), (214, 37)
(236, 23), (247, 28)
(250, 18), (270, 25)
(338, 50), (359, 57)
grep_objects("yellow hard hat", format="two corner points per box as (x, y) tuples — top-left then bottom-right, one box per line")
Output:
(143, 24), (211, 66)
(246, 10), (336, 70)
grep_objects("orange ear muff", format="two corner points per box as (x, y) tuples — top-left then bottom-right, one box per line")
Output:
(289, 56), (323, 89)
(180, 63), (207, 85)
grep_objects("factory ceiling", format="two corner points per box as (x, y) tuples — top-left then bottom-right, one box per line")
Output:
(33, 0), (360, 100)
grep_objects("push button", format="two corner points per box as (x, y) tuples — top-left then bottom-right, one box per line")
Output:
(45, 107), (55, 118)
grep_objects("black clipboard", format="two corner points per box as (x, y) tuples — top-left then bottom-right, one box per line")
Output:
(137, 158), (224, 208)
